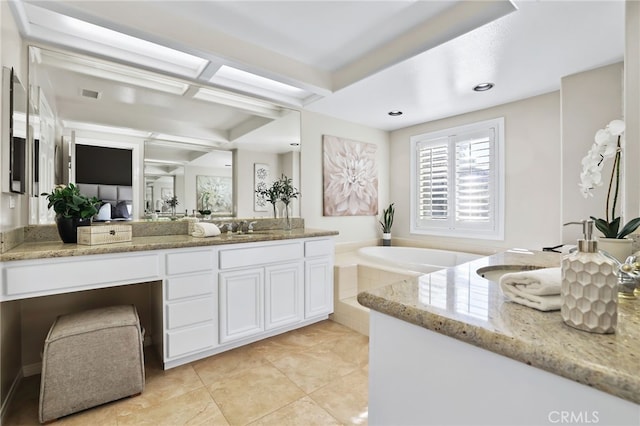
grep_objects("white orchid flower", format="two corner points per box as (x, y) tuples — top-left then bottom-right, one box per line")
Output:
(594, 128), (612, 145)
(607, 119), (625, 136)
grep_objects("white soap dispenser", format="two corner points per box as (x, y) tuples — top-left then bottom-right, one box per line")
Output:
(561, 219), (618, 334)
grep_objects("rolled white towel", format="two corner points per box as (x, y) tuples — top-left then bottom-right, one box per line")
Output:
(191, 222), (220, 238)
(499, 267), (561, 312)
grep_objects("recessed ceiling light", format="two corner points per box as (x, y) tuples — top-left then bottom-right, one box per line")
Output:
(473, 82), (494, 92)
(388, 110), (403, 116)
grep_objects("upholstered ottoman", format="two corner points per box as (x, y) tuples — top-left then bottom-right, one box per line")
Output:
(39, 305), (145, 423)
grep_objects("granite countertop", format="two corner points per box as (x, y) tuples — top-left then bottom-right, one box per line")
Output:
(357, 249), (640, 405)
(0, 228), (338, 261)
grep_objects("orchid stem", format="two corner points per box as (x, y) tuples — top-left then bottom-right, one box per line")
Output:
(606, 135), (621, 223)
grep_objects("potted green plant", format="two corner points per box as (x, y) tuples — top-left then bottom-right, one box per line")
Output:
(166, 195), (179, 219)
(42, 183), (101, 243)
(379, 203), (395, 246)
(277, 174), (300, 230)
(255, 180), (282, 219)
(198, 209), (212, 220)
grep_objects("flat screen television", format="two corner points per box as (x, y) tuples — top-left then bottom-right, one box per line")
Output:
(75, 144), (132, 186)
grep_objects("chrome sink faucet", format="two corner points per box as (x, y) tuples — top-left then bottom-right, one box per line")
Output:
(237, 221), (247, 234)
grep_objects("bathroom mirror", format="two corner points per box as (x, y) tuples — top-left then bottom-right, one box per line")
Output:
(27, 45), (301, 222)
(2, 67), (27, 194)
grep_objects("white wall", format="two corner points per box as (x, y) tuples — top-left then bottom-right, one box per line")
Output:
(625, 1), (640, 223)
(300, 110), (390, 244)
(390, 92), (562, 254)
(0, 0), (28, 233)
(0, 0), (25, 408)
(561, 62), (624, 243)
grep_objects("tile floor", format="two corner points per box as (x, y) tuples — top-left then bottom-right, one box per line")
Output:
(4, 320), (369, 426)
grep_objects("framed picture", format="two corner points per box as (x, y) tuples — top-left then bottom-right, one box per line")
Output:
(254, 163), (270, 212)
(160, 187), (172, 200)
(196, 175), (232, 214)
(323, 134), (378, 216)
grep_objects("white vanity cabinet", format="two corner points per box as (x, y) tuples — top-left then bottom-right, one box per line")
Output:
(218, 241), (304, 343)
(304, 239), (334, 318)
(0, 234), (335, 371)
(163, 248), (217, 361)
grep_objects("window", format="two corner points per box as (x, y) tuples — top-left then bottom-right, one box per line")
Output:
(410, 118), (504, 240)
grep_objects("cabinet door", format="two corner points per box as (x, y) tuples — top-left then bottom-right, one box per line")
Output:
(304, 258), (334, 319)
(265, 262), (303, 330)
(219, 268), (264, 343)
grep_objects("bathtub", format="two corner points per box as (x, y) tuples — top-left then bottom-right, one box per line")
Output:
(332, 246), (483, 335)
(357, 246), (482, 273)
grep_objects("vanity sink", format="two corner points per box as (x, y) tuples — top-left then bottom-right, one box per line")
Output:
(476, 265), (545, 283)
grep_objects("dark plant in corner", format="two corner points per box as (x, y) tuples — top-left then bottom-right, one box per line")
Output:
(580, 119), (640, 238)
(42, 183), (101, 219)
(379, 203), (395, 234)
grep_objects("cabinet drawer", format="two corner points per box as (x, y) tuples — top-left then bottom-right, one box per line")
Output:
(166, 296), (215, 329)
(3, 253), (160, 298)
(219, 242), (302, 270)
(166, 323), (216, 359)
(166, 249), (214, 275)
(165, 273), (214, 300)
(305, 239), (333, 257)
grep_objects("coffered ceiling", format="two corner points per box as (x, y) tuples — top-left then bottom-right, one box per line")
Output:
(10, 0), (625, 132)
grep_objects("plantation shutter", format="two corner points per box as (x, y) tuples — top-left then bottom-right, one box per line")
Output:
(454, 128), (494, 225)
(413, 125), (498, 234)
(416, 137), (449, 224)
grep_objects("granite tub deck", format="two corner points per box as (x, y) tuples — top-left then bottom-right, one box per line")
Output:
(357, 249), (640, 405)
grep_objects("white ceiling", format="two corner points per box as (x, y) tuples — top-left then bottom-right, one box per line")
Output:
(11, 0), (625, 134)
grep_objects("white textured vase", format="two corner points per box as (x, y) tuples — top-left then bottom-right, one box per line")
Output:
(597, 237), (633, 263)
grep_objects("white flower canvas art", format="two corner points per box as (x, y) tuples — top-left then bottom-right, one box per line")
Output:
(196, 175), (232, 214)
(323, 135), (378, 216)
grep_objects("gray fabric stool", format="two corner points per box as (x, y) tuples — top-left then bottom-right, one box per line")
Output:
(39, 305), (145, 423)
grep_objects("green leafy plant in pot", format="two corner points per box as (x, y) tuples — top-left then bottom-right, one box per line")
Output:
(379, 203), (395, 246)
(42, 183), (101, 243)
(255, 180), (282, 219)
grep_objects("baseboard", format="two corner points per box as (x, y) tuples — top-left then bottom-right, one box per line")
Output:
(23, 362), (41, 377)
(1, 369), (23, 423)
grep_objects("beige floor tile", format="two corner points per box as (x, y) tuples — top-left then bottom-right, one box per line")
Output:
(323, 332), (369, 368)
(310, 367), (369, 426)
(271, 344), (360, 393)
(55, 401), (119, 426)
(113, 364), (205, 417)
(248, 396), (341, 426)
(192, 345), (271, 386)
(117, 387), (229, 426)
(4, 321), (369, 426)
(207, 363), (305, 425)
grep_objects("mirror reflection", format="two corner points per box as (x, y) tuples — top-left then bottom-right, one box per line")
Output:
(27, 46), (301, 223)
(4, 67), (27, 194)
